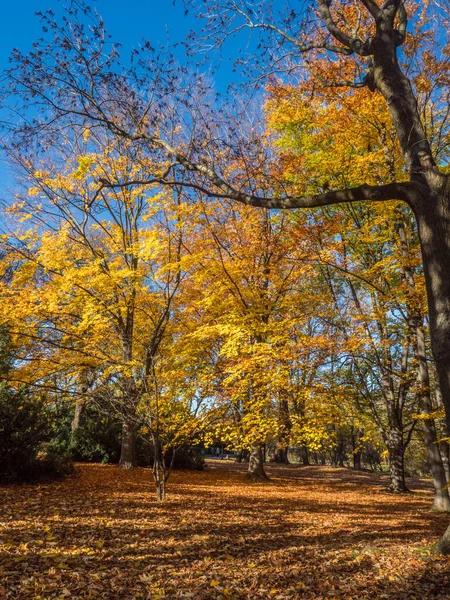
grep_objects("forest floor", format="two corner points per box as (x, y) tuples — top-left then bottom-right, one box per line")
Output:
(1, 461), (450, 599)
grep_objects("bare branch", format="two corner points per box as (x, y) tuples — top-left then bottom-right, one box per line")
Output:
(230, 6), (355, 56)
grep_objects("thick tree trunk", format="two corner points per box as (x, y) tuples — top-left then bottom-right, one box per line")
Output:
(396, 212), (450, 510)
(415, 192), (450, 436)
(438, 524), (450, 554)
(440, 419), (450, 484)
(422, 412), (450, 510)
(387, 428), (408, 493)
(274, 447), (290, 464)
(246, 446), (269, 481)
(422, 416), (450, 510)
(428, 447), (450, 511)
(370, 26), (450, 551)
(440, 440), (450, 485)
(300, 445), (310, 466)
(119, 418), (136, 469)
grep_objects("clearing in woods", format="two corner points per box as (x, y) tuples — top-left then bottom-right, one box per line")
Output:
(1, 461), (450, 599)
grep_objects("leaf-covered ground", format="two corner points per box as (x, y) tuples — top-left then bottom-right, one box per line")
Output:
(1, 461), (450, 599)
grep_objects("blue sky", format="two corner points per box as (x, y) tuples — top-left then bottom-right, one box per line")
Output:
(1, 1), (196, 62)
(0, 1), (244, 191)
(0, 0), (241, 92)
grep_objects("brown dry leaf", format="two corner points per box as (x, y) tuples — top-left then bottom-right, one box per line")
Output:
(0, 461), (449, 599)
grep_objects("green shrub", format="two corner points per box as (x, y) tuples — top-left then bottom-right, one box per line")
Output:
(0, 386), (71, 482)
(51, 401), (122, 463)
(136, 437), (205, 471)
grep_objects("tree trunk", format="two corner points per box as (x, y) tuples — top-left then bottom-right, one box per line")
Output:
(351, 428), (362, 470)
(371, 33), (450, 548)
(440, 419), (450, 484)
(417, 387), (450, 510)
(274, 447), (290, 464)
(396, 212), (450, 510)
(337, 438), (346, 468)
(300, 445), (310, 466)
(438, 524), (450, 554)
(71, 370), (92, 434)
(413, 321), (450, 510)
(71, 400), (85, 434)
(353, 448), (362, 470)
(331, 435), (346, 468)
(153, 460), (167, 501)
(415, 194), (450, 436)
(119, 418), (136, 469)
(276, 398), (291, 464)
(246, 446), (269, 481)
(387, 428), (408, 493)
(440, 440), (450, 485)
(156, 480), (166, 501)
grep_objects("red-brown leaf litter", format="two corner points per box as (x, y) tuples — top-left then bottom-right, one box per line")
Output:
(1, 461), (449, 599)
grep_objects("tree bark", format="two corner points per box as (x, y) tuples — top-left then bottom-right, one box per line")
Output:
(440, 419), (450, 485)
(276, 398), (291, 464)
(395, 213), (450, 510)
(387, 428), (408, 493)
(422, 413), (450, 511)
(413, 323), (450, 510)
(415, 194), (450, 437)
(438, 524), (450, 554)
(337, 437), (346, 467)
(71, 400), (85, 434)
(119, 418), (136, 469)
(70, 370), (93, 434)
(351, 429), (362, 470)
(274, 447), (290, 464)
(353, 448), (362, 470)
(155, 481), (165, 501)
(246, 446), (269, 481)
(300, 445), (310, 466)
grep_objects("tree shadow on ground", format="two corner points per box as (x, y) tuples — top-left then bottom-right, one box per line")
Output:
(1, 463), (449, 599)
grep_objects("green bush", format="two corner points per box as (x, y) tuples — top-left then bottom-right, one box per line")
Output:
(51, 401), (122, 463)
(171, 445), (205, 471)
(136, 437), (205, 471)
(0, 386), (72, 482)
(51, 401), (205, 470)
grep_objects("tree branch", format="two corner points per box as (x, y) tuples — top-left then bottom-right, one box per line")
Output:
(360, 0), (382, 19)
(99, 173), (413, 210)
(316, 0), (372, 56)
(235, 6), (354, 55)
(101, 130), (413, 209)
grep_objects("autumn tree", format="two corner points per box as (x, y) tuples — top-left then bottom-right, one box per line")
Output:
(264, 43), (450, 507)
(4, 0), (450, 550)
(0, 132), (209, 497)
(185, 197), (337, 478)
